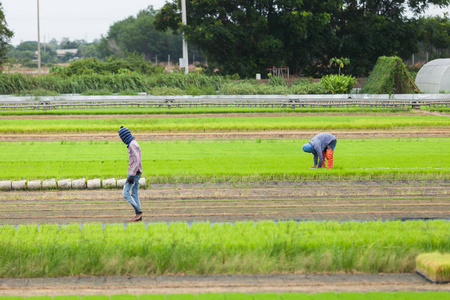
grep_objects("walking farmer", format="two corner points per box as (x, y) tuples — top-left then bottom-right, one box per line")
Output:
(302, 132), (337, 169)
(119, 126), (143, 222)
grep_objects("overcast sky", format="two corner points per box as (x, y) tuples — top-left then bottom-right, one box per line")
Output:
(2, 0), (166, 45)
(2, 0), (449, 46)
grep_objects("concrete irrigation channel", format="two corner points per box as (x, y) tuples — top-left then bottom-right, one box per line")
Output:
(0, 94), (449, 111)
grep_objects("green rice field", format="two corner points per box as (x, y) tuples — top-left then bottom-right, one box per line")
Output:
(0, 138), (448, 181)
(1, 292), (449, 300)
(0, 115), (448, 134)
(1, 220), (449, 277)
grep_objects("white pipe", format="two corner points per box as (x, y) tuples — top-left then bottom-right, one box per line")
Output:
(37, 0), (41, 75)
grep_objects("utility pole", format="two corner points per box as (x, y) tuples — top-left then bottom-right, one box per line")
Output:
(181, 0), (189, 74)
(37, 0), (41, 75)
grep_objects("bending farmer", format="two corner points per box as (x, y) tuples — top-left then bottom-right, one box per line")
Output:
(119, 126), (143, 222)
(302, 132), (337, 169)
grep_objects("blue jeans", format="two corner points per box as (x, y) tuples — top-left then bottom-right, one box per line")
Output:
(328, 139), (337, 151)
(122, 173), (142, 214)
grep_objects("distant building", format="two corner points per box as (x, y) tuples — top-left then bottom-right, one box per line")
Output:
(56, 49), (78, 57)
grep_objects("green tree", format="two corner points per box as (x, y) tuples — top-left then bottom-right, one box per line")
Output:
(99, 6), (203, 64)
(80, 43), (100, 58)
(154, 0), (450, 77)
(417, 14), (450, 59)
(156, 0), (334, 77)
(16, 41), (38, 52)
(0, 2), (13, 69)
(60, 38), (84, 49)
(330, 57), (350, 75)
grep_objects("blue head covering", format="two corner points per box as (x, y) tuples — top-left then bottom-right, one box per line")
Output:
(302, 143), (314, 153)
(118, 126), (134, 147)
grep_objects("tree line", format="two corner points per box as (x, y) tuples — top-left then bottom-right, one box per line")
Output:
(155, 0), (450, 77)
(0, 1), (449, 77)
(2, 5), (204, 70)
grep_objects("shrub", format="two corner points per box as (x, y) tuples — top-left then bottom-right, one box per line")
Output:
(64, 54), (164, 76)
(186, 85), (217, 96)
(268, 76), (287, 86)
(148, 86), (186, 95)
(219, 81), (289, 95)
(49, 66), (68, 76)
(320, 74), (356, 94)
(290, 79), (330, 94)
(219, 81), (259, 95)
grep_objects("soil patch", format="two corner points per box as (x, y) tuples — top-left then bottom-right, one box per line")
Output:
(1, 130), (449, 142)
(1, 180), (448, 225)
(0, 274), (448, 296)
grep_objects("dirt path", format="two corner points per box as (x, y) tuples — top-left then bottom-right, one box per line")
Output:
(1, 274), (449, 296)
(1, 180), (448, 225)
(1, 129), (450, 142)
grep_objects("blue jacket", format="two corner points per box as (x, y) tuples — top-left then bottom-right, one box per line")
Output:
(309, 133), (336, 167)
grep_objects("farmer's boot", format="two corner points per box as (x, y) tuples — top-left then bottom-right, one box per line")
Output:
(322, 151), (327, 168)
(326, 148), (334, 169)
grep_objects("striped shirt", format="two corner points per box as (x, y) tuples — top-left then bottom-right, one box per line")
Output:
(128, 139), (143, 175)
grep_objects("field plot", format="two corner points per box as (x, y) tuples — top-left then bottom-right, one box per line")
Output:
(0, 114), (448, 134)
(0, 138), (449, 181)
(1, 290), (450, 299)
(1, 219), (450, 277)
(0, 110), (449, 295)
(1, 181), (449, 225)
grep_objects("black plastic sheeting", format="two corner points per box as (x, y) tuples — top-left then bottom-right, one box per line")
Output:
(415, 270), (450, 284)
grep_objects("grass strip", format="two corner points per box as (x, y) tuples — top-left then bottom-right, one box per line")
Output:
(1, 220), (450, 277)
(0, 115), (448, 134)
(110, 296), (138, 300)
(196, 294), (224, 300)
(81, 297), (108, 300)
(416, 252), (450, 282)
(0, 139), (448, 182)
(3, 293), (450, 300)
(139, 296), (165, 300)
(167, 295), (195, 300)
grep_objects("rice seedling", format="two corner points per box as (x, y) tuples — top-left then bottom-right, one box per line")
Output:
(0, 116), (447, 134)
(416, 252), (450, 282)
(0, 138), (448, 182)
(0, 220), (449, 277)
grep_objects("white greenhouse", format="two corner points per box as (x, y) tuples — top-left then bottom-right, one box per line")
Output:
(415, 58), (450, 93)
